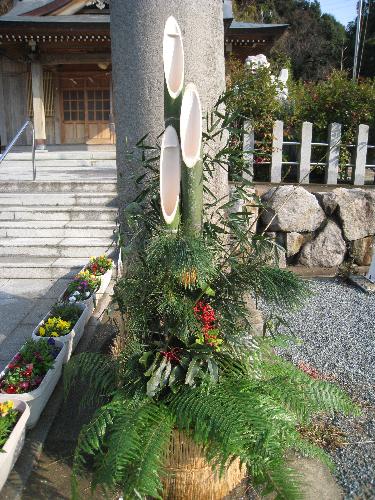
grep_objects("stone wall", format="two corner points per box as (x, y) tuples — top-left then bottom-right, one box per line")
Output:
(259, 187), (375, 268)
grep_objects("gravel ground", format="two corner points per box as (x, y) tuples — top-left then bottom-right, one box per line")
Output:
(261, 278), (375, 499)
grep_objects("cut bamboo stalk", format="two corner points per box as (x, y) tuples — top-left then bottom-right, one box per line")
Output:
(180, 83), (203, 235)
(160, 125), (181, 229)
(163, 16), (184, 131)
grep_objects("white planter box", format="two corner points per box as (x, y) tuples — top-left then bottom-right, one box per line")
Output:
(31, 304), (88, 363)
(0, 340), (67, 429)
(76, 293), (95, 318)
(0, 400), (30, 492)
(96, 267), (113, 295)
(58, 288), (96, 317)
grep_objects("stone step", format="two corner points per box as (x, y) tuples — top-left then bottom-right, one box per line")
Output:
(0, 220), (116, 229)
(0, 173), (116, 183)
(0, 227), (116, 238)
(0, 181), (118, 193)
(0, 237), (114, 258)
(0, 168), (117, 182)
(0, 193), (118, 207)
(0, 206), (118, 221)
(0, 256), (95, 279)
(5, 151), (117, 161)
(1, 159), (117, 168)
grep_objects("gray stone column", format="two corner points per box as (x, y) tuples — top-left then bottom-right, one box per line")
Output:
(111, 0), (228, 208)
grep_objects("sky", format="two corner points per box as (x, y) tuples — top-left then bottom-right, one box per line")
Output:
(319, 0), (357, 27)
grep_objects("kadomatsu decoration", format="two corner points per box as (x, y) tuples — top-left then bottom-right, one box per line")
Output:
(65, 16), (357, 500)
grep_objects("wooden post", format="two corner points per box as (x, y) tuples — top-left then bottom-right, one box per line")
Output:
(352, 124), (369, 186)
(31, 62), (47, 150)
(0, 58), (7, 149)
(243, 120), (254, 182)
(298, 121), (312, 183)
(270, 120), (283, 183)
(325, 122), (341, 184)
(53, 74), (61, 145)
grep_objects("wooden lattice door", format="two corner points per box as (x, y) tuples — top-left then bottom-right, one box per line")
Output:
(60, 73), (114, 145)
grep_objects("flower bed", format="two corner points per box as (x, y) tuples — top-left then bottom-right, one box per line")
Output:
(32, 304), (88, 363)
(0, 339), (66, 428)
(61, 269), (100, 306)
(0, 400), (30, 491)
(85, 255), (113, 295)
(0, 401), (19, 449)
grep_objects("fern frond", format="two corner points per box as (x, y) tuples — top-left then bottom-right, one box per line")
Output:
(72, 395), (174, 500)
(72, 399), (122, 499)
(168, 379), (302, 498)
(255, 354), (358, 421)
(64, 353), (117, 408)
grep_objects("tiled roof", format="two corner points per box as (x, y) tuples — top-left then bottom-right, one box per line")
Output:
(229, 21), (289, 30)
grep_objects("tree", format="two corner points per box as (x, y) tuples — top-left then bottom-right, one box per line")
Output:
(233, 0), (346, 81)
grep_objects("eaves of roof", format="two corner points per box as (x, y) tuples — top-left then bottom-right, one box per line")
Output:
(0, 14), (110, 25)
(229, 21), (289, 30)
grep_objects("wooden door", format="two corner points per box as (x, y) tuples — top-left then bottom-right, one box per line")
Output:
(61, 87), (86, 144)
(86, 88), (112, 144)
(60, 74), (115, 145)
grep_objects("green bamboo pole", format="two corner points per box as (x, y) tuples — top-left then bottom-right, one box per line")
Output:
(163, 16), (184, 133)
(181, 159), (203, 236)
(160, 125), (181, 231)
(161, 16), (184, 230)
(164, 83), (182, 134)
(180, 83), (203, 237)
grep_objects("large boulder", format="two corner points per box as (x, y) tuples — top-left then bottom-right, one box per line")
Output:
(299, 220), (346, 268)
(351, 236), (374, 266)
(315, 188), (375, 241)
(284, 232), (311, 258)
(314, 191), (338, 216)
(261, 186), (325, 232)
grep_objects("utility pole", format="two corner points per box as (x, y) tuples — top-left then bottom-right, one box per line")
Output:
(353, 0), (363, 80)
(340, 39), (346, 70)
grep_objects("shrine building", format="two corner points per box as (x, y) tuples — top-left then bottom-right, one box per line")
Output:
(0, 0), (287, 149)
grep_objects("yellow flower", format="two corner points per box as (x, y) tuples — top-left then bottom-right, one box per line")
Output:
(39, 326), (46, 336)
(51, 332), (59, 337)
(0, 401), (14, 416)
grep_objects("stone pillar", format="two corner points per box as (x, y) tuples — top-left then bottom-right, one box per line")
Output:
(111, 0), (228, 208)
(270, 120), (283, 183)
(31, 62), (47, 150)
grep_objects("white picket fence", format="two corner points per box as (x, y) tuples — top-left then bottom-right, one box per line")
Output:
(243, 120), (375, 185)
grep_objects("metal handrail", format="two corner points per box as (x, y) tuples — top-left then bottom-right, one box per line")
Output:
(0, 120), (36, 181)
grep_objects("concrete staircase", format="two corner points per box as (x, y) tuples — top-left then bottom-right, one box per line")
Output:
(0, 148), (118, 369)
(0, 149), (118, 279)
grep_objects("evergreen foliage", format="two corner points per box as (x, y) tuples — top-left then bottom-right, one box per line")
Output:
(66, 338), (357, 499)
(66, 71), (358, 500)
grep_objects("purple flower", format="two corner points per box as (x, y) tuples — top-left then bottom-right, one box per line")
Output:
(47, 338), (56, 346)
